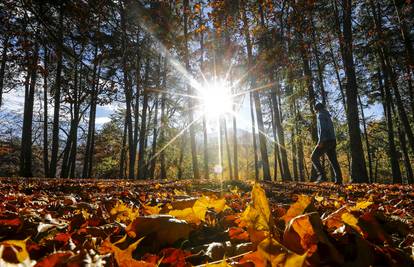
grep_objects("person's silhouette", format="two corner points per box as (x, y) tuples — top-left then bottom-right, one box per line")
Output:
(311, 103), (343, 185)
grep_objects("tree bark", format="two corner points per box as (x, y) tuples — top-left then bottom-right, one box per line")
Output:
(250, 93), (259, 181)
(183, 0), (200, 180)
(20, 39), (39, 177)
(137, 59), (150, 179)
(149, 94), (159, 179)
(159, 58), (168, 179)
(358, 96), (373, 183)
(223, 118), (233, 180)
(42, 45), (49, 177)
(339, 0), (368, 182)
(120, 3), (136, 179)
(378, 68), (402, 183)
(50, 7), (64, 178)
(119, 114), (128, 179)
(0, 35), (9, 109)
(242, 3), (271, 181)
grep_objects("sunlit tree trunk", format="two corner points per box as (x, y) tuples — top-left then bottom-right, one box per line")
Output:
(242, 2), (271, 181)
(250, 93), (259, 181)
(159, 58), (168, 179)
(223, 118), (233, 180)
(177, 130), (186, 179)
(183, 0), (200, 180)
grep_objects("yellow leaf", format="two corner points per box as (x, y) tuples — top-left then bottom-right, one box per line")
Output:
(110, 201), (139, 223)
(282, 195), (312, 224)
(241, 183), (272, 231)
(352, 201), (373, 211)
(314, 196), (324, 202)
(169, 207), (201, 225)
(205, 258), (231, 266)
(99, 236), (154, 267)
(193, 196), (227, 221)
(346, 185), (354, 190)
(0, 238), (30, 263)
(341, 212), (364, 236)
(258, 237), (306, 267)
(173, 189), (188, 196)
(142, 203), (161, 215)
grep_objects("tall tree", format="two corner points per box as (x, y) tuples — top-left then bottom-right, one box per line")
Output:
(338, 0), (368, 182)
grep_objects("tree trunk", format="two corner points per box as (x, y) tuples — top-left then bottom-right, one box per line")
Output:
(119, 114), (128, 179)
(42, 45), (49, 177)
(0, 35), (9, 109)
(137, 59), (150, 179)
(223, 118), (233, 180)
(242, 3), (271, 181)
(50, 7), (64, 178)
(340, 0), (368, 182)
(159, 58), (168, 179)
(82, 62), (99, 178)
(183, 0), (200, 180)
(250, 93), (259, 181)
(378, 68), (402, 183)
(120, 4), (135, 179)
(398, 127), (414, 184)
(270, 87), (291, 180)
(149, 94), (159, 179)
(20, 40), (39, 177)
(177, 130), (186, 179)
(358, 96), (373, 183)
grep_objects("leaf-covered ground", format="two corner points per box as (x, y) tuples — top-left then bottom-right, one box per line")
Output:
(0, 178), (413, 266)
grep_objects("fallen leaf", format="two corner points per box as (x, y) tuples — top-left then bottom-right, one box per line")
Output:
(282, 195), (313, 224)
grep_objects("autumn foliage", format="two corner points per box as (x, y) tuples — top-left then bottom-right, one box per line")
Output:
(0, 178), (413, 266)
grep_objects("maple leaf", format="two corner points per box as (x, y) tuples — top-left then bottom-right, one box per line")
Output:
(110, 201), (139, 223)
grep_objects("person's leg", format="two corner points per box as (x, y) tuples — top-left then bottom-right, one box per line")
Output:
(326, 142), (342, 183)
(311, 145), (326, 181)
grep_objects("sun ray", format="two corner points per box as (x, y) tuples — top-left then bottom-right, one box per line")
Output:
(227, 110), (292, 154)
(145, 88), (201, 100)
(231, 82), (276, 98)
(145, 112), (204, 166)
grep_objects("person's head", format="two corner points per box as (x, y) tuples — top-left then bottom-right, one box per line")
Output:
(314, 102), (325, 113)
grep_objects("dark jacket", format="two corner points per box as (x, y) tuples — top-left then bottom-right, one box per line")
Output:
(317, 110), (336, 143)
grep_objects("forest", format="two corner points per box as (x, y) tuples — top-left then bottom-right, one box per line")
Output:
(0, 0), (414, 266)
(0, 0), (412, 183)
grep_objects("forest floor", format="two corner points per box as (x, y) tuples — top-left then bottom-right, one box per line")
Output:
(0, 177), (413, 266)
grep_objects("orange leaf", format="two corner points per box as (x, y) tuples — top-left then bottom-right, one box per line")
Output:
(239, 251), (266, 267)
(282, 195), (312, 224)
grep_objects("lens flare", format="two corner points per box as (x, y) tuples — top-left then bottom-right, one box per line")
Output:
(199, 80), (233, 119)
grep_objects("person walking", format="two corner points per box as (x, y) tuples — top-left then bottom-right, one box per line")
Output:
(311, 103), (343, 184)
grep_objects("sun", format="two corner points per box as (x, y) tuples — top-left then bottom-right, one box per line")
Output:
(199, 79), (233, 119)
